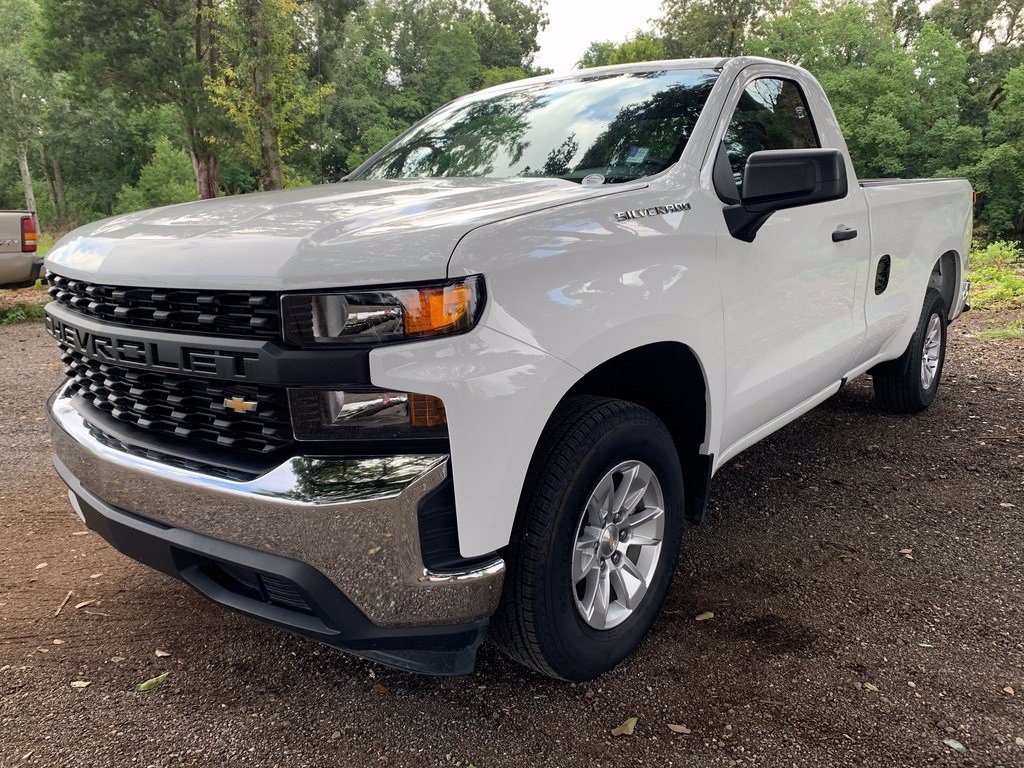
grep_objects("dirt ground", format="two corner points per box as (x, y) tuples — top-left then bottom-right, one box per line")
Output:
(1, 309), (1022, 768)
(0, 283), (46, 312)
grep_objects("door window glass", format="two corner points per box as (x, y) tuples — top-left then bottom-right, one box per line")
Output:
(724, 78), (820, 188)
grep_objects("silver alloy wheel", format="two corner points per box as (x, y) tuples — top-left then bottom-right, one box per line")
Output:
(571, 460), (665, 630)
(921, 313), (942, 390)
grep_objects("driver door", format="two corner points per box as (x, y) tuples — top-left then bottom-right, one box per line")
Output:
(713, 72), (870, 454)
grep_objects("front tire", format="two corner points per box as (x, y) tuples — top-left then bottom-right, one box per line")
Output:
(491, 396), (684, 680)
(873, 288), (948, 414)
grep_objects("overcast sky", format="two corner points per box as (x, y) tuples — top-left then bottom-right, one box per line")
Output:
(535, 0), (665, 74)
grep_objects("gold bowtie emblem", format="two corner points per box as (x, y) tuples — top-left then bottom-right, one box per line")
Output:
(223, 396), (258, 414)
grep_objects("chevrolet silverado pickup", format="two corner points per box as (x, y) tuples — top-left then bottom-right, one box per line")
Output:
(44, 57), (972, 680)
(0, 210), (40, 287)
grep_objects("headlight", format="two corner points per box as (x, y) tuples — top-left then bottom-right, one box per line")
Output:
(281, 275), (485, 347)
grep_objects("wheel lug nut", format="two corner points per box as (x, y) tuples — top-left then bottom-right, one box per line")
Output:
(611, 552), (622, 565)
(600, 558), (607, 570)
(619, 530), (628, 541)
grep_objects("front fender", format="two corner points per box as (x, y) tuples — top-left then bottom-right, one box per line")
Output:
(370, 327), (581, 558)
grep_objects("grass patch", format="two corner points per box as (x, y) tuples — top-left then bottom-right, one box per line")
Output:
(976, 320), (1024, 340)
(0, 280), (49, 325)
(969, 241), (1024, 310)
(0, 302), (46, 325)
(36, 232), (56, 257)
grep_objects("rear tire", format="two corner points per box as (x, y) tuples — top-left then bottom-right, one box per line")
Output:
(873, 288), (948, 414)
(491, 396), (684, 681)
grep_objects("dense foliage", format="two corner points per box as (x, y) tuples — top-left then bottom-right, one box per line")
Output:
(0, 0), (1022, 243)
(0, 0), (547, 230)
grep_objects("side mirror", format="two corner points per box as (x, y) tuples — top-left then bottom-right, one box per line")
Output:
(721, 148), (848, 242)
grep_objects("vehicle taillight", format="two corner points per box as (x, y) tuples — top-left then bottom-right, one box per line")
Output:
(20, 216), (37, 253)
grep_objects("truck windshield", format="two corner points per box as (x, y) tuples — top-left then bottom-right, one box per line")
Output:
(355, 69), (719, 184)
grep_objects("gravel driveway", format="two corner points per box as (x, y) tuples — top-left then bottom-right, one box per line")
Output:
(1, 312), (1022, 768)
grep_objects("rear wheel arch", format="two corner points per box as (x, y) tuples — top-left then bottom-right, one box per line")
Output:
(929, 250), (960, 320)
(872, 287), (948, 413)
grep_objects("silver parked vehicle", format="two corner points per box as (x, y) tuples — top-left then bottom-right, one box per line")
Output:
(0, 210), (40, 287)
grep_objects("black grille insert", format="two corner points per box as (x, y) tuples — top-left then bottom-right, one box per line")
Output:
(61, 345), (293, 455)
(84, 422), (260, 481)
(47, 272), (282, 339)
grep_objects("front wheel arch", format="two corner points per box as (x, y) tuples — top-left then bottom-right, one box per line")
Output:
(516, 342), (712, 535)
(492, 396), (686, 679)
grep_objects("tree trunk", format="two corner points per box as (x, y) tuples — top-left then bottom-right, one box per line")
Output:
(38, 146), (58, 221)
(250, 0), (285, 190)
(256, 67), (285, 190)
(17, 144), (36, 214)
(51, 156), (68, 225)
(189, 141), (221, 199)
(186, 0), (221, 199)
(256, 72), (285, 190)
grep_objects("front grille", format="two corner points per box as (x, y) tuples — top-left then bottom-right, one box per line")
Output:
(61, 346), (293, 455)
(47, 272), (282, 339)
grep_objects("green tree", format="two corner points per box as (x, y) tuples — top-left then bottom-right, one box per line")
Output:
(113, 137), (198, 214)
(658, 0), (775, 58)
(609, 33), (666, 64)
(37, 0), (232, 198)
(577, 41), (618, 68)
(209, 0), (334, 190)
(0, 0), (46, 213)
(423, 23), (483, 112)
(38, 90), (182, 229)
(468, 0), (547, 70)
(321, 0), (548, 178)
(479, 66), (530, 88)
(576, 33), (665, 67)
(964, 64), (1024, 236)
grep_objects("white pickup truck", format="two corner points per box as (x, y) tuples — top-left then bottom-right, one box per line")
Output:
(44, 57), (972, 680)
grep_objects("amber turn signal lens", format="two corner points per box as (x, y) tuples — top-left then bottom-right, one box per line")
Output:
(408, 393), (447, 427)
(404, 283), (474, 337)
(280, 276), (484, 347)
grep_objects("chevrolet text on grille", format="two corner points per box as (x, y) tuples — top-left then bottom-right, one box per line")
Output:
(47, 314), (258, 378)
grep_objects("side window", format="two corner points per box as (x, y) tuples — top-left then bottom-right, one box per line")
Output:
(723, 78), (820, 188)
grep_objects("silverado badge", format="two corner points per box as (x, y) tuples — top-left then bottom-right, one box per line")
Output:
(223, 396), (258, 414)
(615, 202), (691, 222)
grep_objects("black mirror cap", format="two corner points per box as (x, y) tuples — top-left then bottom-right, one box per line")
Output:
(742, 149), (848, 211)
(723, 148), (849, 242)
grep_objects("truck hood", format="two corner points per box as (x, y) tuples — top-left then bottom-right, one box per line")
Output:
(46, 177), (640, 290)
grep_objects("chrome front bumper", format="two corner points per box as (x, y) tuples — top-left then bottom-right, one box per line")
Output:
(47, 387), (504, 629)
